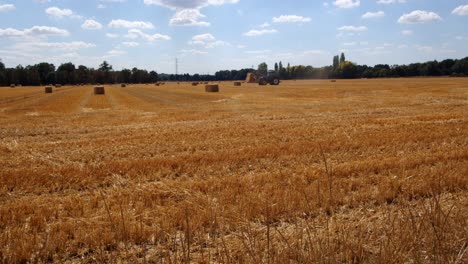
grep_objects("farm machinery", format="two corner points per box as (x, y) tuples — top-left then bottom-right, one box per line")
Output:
(246, 70), (281, 85)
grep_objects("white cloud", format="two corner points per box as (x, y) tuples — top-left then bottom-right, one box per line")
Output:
(191, 33), (215, 43)
(189, 33), (226, 48)
(0, 26), (69, 40)
(333, 0), (360, 9)
(122, 41), (139, 47)
(338, 25), (368, 31)
(401, 30), (413, 36)
(106, 33), (119, 38)
(14, 41), (95, 51)
(169, 9), (210, 26)
(244, 50), (271, 54)
(398, 10), (441, 24)
(179, 49), (208, 55)
(45, 7), (75, 19)
(415, 45), (432, 53)
(125, 29), (171, 41)
(107, 49), (126, 56)
(144, 0), (239, 27)
(272, 15), (311, 23)
(0, 4), (15, 12)
(452, 5), (468, 16)
(244, 29), (278, 37)
(259, 22), (270, 28)
(237, 45), (246, 48)
(97, 4), (106, 9)
(362, 11), (384, 19)
(143, 0), (239, 10)
(108, 19), (154, 29)
(81, 20), (103, 30)
(377, 0), (406, 4)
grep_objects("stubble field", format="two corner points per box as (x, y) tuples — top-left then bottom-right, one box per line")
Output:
(0, 78), (467, 263)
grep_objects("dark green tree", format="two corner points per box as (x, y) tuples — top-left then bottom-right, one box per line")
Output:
(258, 62), (268, 76)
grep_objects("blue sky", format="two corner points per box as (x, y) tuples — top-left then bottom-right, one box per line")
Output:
(0, 0), (467, 74)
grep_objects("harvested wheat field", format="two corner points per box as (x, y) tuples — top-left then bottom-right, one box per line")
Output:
(0, 78), (467, 263)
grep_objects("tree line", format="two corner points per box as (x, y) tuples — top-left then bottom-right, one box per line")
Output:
(1, 54), (467, 86)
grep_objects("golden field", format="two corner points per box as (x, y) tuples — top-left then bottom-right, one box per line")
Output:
(0, 78), (467, 263)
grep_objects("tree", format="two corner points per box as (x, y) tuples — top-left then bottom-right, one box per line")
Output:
(339, 61), (357, 79)
(57, 62), (76, 84)
(258, 62), (268, 76)
(340, 53), (346, 64)
(76, 65), (89, 84)
(36, 63), (55, 84)
(279, 61), (283, 71)
(333, 55), (339, 70)
(274, 62), (279, 72)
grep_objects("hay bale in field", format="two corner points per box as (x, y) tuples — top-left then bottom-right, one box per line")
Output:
(234, 81), (242, 86)
(205, 84), (219, 93)
(44, 86), (53, 93)
(94, 86), (105, 95)
(155, 83), (160, 86)
(121, 84), (126, 88)
(331, 80), (337, 83)
(245, 73), (257, 83)
(10, 84), (15, 88)
(192, 82), (199, 86)
(55, 84), (61, 88)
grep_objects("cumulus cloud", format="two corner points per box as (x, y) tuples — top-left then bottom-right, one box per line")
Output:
(272, 15), (311, 23)
(81, 20), (103, 30)
(108, 19), (154, 29)
(122, 41), (139, 47)
(0, 26), (69, 40)
(125, 29), (171, 41)
(15, 41), (95, 51)
(189, 33), (227, 48)
(362, 11), (384, 19)
(144, 0), (239, 27)
(170, 9), (209, 26)
(377, 0), (406, 4)
(338, 25), (368, 31)
(106, 33), (119, 38)
(333, 0), (360, 9)
(45, 7), (76, 18)
(244, 29), (278, 37)
(398, 10), (441, 24)
(179, 49), (208, 55)
(0, 4), (15, 12)
(143, 0), (239, 10)
(452, 5), (468, 16)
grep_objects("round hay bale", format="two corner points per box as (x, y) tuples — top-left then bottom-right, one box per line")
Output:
(44, 86), (53, 93)
(234, 81), (242, 86)
(94, 86), (105, 95)
(55, 84), (62, 88)
(121, 84), (126, 88)
(331, 80), (337, 83)
(10, 84), (15, 88)
(192, 82), (199, 86)
(205, 84), (219, 93)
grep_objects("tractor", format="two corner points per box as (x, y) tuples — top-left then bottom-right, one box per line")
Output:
(246, 70), (280, 86)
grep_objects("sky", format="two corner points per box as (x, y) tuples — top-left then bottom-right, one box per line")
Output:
(0, 0), (467, 74)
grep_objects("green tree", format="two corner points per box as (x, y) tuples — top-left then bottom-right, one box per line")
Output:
(274, 62), (279, 72)
(339, 61), (357, 79)
(36, 63), (55, 84)
(340, 53), (346, 64)
(333, 55), (339, 69)
(258, 62), (268, 76)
